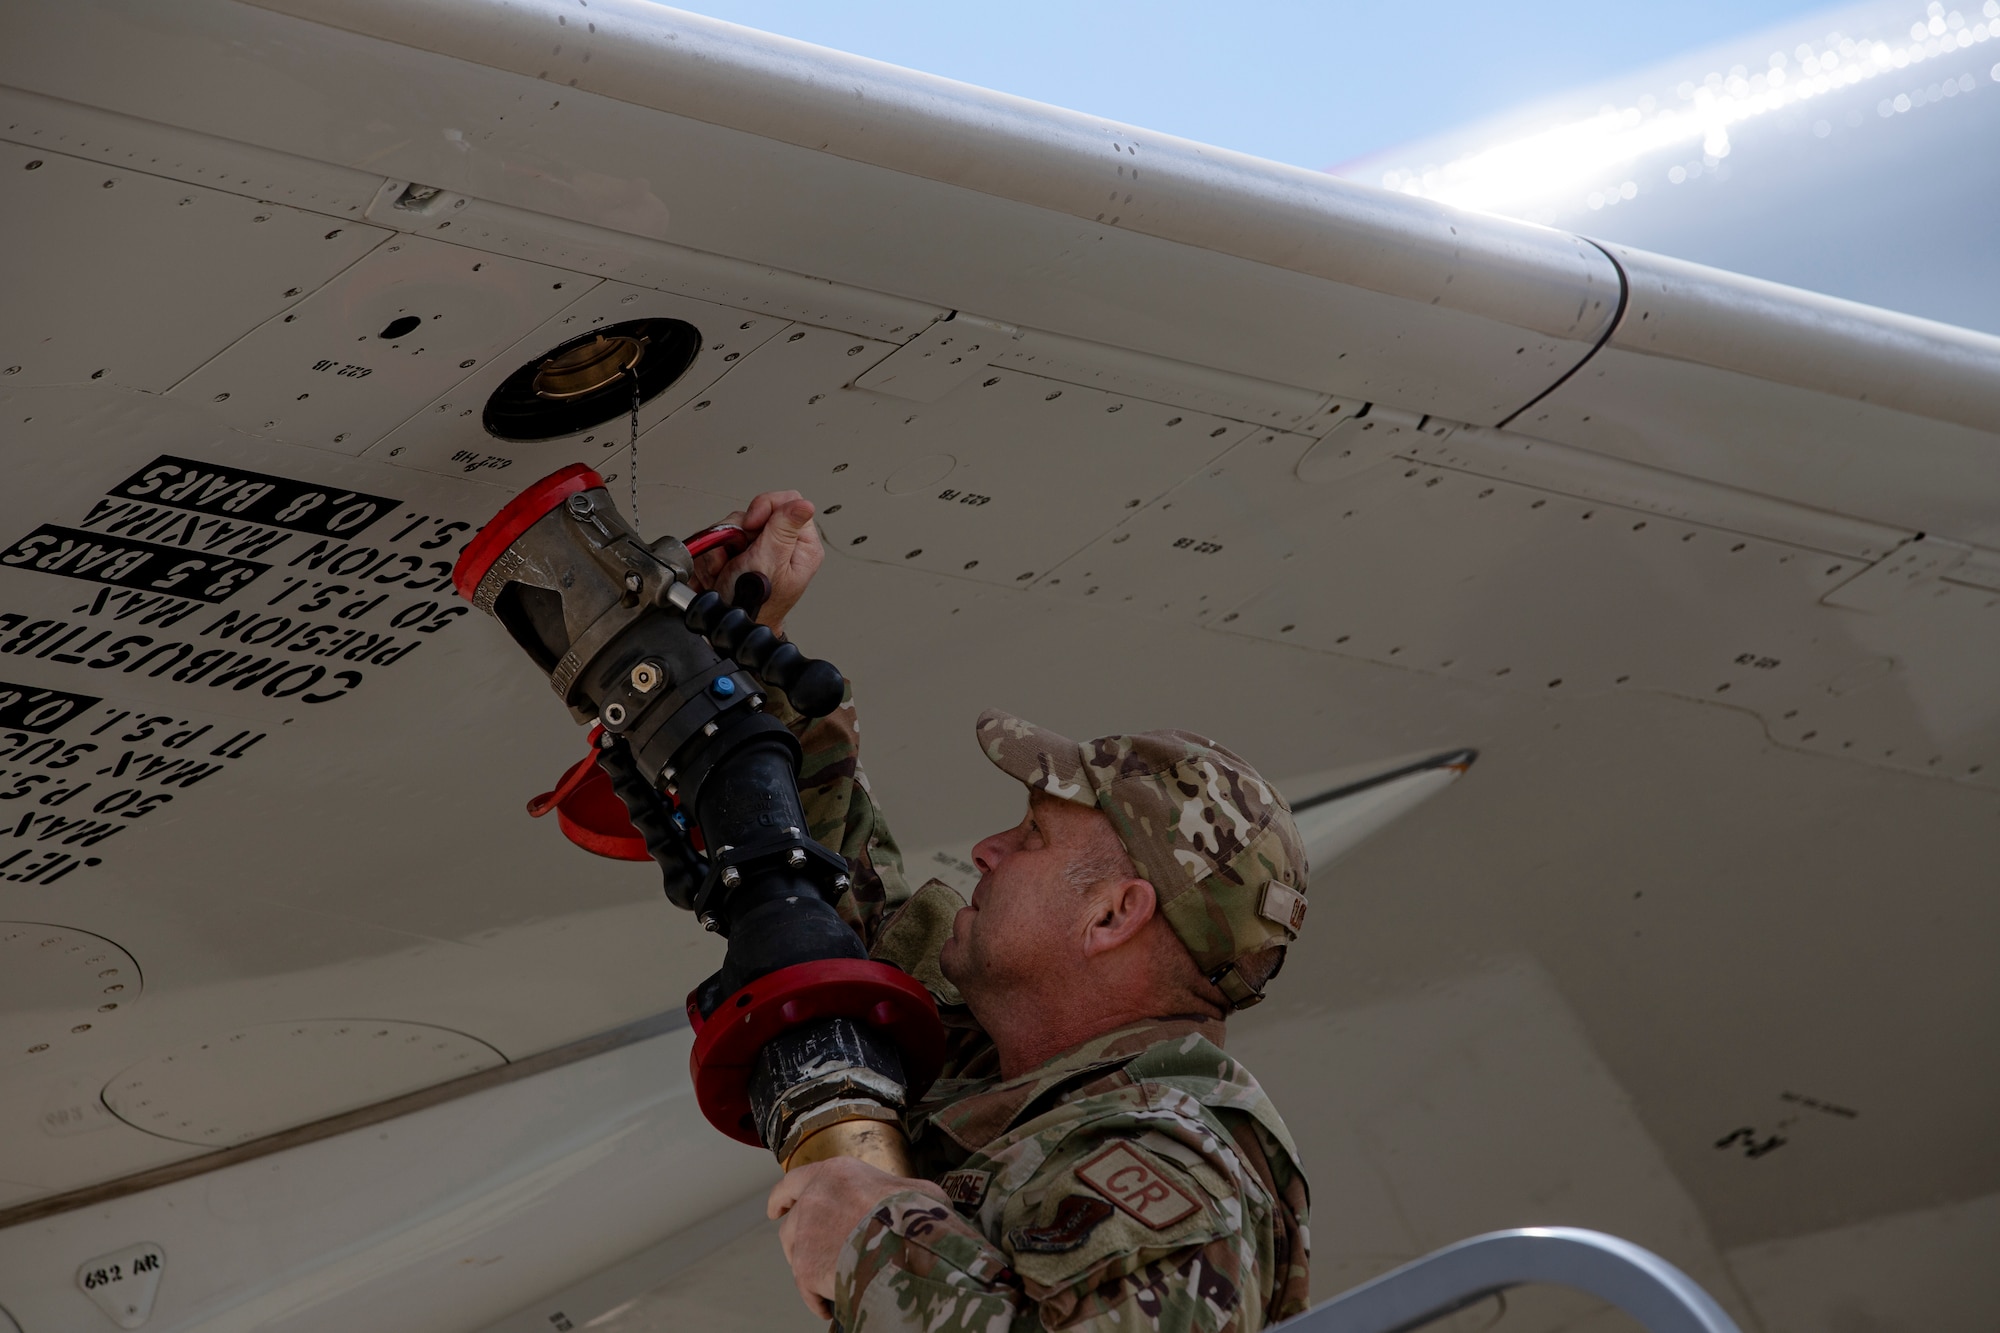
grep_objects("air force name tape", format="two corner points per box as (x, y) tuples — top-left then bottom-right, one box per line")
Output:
(939, 1168), (990, 1208)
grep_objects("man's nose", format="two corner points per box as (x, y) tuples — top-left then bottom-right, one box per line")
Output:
(971, 828), (1015, 875)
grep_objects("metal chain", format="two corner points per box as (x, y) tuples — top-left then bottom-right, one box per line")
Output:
(628, 374), (641, 532)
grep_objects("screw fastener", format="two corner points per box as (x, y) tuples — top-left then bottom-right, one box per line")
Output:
(720, 867), (742, 889)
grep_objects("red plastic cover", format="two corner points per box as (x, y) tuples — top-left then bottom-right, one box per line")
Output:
(526, 748), (651, 862)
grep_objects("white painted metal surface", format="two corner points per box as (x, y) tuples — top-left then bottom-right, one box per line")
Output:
(371, 281), (792, 485)
(1511, 247), (2000, 546)
(0, 1019), (776, 1333)
(0, 139), (384, 394)
(0, 0), (1992, 1328)
(76, 1242), (164, 1330)
(0, 0), (1615, 423)
(171, 239), (581, 457)
(102, 1019), (505, 1148)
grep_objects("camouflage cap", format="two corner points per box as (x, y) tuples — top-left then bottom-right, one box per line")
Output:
(975, 709), (1309, 1010)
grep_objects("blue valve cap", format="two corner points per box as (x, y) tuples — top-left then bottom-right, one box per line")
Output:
(711, 676), (737, 698)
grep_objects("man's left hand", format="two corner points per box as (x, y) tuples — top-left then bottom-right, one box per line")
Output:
(690, 490), (822, 634)
(767, 1156), (948, 1317)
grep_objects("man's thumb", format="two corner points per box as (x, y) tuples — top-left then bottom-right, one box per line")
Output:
(765, 497), (816, 543)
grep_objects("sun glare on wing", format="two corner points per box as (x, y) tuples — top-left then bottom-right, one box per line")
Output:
(1376, 0), (2000, 220)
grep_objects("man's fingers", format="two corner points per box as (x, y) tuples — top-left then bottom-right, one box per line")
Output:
(742, 490), (804, 533)
(777, 1213), (830, 1316)
(764, 495), (816, 539)
(679, 491), (823, 627)
(767, 1165), (811, 1220)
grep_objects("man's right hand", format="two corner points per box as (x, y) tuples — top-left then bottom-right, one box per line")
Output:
(690, 490), (822, 634)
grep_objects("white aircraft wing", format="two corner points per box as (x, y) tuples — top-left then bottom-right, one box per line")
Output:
(0, 2), (1994, 1330)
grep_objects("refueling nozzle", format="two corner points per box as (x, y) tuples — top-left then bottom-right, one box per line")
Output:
(454, 464), (942, 1172)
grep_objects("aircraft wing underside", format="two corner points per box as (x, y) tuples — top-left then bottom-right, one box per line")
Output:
(0, 2), (1995, 1330)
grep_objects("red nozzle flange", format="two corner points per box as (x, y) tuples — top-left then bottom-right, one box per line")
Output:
(689, 959), (946, 1146)
(451, 463), (604, 602)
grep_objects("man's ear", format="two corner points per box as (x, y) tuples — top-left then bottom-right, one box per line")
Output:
(1080, 877), (1158, 958)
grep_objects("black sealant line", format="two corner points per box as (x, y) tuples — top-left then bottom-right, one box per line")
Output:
(1494, 238), (1632, 432)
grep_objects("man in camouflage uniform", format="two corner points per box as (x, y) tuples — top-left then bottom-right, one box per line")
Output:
(684, 492), (1312, 1332)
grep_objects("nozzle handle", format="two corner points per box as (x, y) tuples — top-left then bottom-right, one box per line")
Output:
(679, 591), (843, 719)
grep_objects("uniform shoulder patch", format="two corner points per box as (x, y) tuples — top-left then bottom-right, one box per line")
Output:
(1007, 1194), (1115, 1254)
(1073, 1141), (1202, 1230)
(939, 1167), (990, 1208)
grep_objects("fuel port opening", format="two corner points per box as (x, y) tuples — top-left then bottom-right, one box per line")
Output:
(482, 317), (703, 441)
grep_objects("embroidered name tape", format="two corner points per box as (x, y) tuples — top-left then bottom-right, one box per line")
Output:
(939, 1168), (990, 1208)
(1073, 1141), (1200, 1230)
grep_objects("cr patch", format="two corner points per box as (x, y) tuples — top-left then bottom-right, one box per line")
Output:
(1073, 1141), (1201, 1229)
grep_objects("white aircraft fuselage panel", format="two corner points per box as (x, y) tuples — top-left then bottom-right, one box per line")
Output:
(0, 0), (1993, 1329)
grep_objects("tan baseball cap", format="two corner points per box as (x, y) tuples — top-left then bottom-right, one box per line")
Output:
(975, 709), (1309, 1009)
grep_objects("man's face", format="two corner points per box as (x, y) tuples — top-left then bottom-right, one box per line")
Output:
(940, 793), (1106, 1009)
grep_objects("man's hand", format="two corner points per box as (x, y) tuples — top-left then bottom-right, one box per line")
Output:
(690, 490), (822, 634)
(767, 1156), (948, 1318)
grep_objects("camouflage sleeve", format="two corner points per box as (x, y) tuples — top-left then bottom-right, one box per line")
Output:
(768, 679), (910, 947)
(835, 1116), (1271, 1333)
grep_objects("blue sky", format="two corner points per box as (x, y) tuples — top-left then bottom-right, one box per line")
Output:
(674, 0), (1849, 169)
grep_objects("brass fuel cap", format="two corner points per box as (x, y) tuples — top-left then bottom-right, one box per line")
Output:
(532, 333), (646, 400)
(483, 317), (703, 441)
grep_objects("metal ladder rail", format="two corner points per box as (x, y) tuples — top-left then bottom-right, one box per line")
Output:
(1273, 1227), (1743, 1333)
